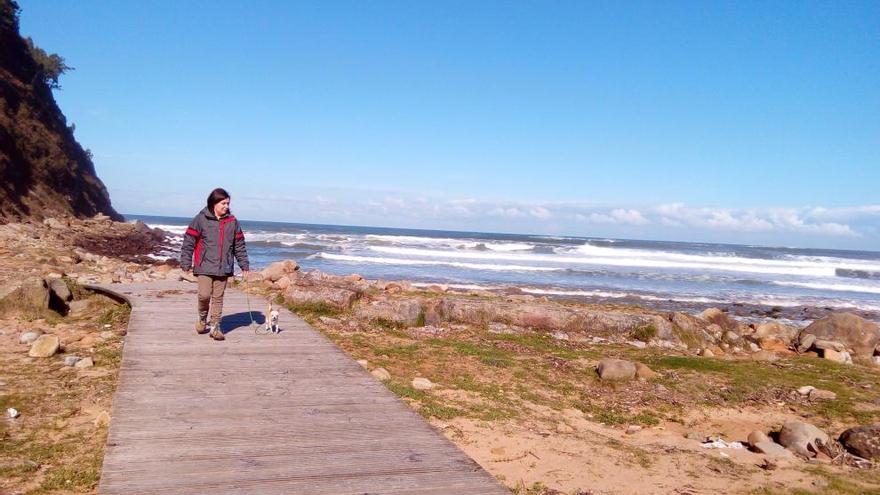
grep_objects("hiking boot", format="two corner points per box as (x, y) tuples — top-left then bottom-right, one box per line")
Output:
(208, 324), (225, 341)
(195, 320), (209, 334)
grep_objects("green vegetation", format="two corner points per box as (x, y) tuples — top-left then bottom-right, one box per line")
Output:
(631, 324), (657, 342)
(24, 36), (72, 89)
(644, 354), (880, 423)
(284, 301), (341, 319)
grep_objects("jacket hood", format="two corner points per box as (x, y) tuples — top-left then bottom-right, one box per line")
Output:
(200, 207), (232, 220)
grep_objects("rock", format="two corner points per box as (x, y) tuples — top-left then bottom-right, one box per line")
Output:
(28, 334), (60, 358)
(724, 331), (741, 342)
(94, 411), (111, 428)
(758, 338), (791, 353)
(749, 342), (760, 352)
(284, 286), (358, 310)
(701, 308), (725, 320)
(261, 260), (300, 282)
(68, 299), (91, 315)
(685, 431), (705, 441)
(75, 357), (94, 368)
(371, 367), (391, 381)
(778, 421), (831, 458)
(635, 362), (659, 380)
(556, 422), (575, 434)
(625, 425), (643, 435)
(748, 431), (771, 446)
(43, 217), (67, 229)
(0, 277), (49, 312)
(839, 425), (880, 460)
(809, 389), (837, 401)
(627, 340), (647, 349)
(356, 359), (368, 368)
(799, 313), (880, 358)
(356, 298), (423, 327)
(797, 386), (816, 396)
(796, 333), (817, 353)
(750, 350), (779, 362)
(596, 358), (637, 381)
(64, 356), (82, 366)
(47, 278), (72, 302)
(874, 356), (880, 368)
(821, 349), (852, 364)
(19, 331), (43, 344)
(753, 322), (799, 345)
(273, 276), (292, 290)
(412, 377), (434, 390)
(700, 348), (715, 358)
(318, 316), (342, 326)
(813, 339), (845, 352)
(752, 440), (795, 459)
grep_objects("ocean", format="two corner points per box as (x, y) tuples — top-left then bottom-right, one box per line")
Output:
(129, 214), (880, 323)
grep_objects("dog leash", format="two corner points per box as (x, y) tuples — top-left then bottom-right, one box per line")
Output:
(242, 274), (269, 335)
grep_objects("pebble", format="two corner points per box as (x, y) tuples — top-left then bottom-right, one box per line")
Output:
(412, 377), (435, 390)
(809, 389), (837, 401)
(797, 386), (815, 396)
(371, 367), (391, 381)
(356, 359), (368, 368)
(64, 356), (82, 366)
(75, 357), (94, 368)
(19, 331), (42, 344)
(626, 425), (643, 435)
(7, 407), (20, 418)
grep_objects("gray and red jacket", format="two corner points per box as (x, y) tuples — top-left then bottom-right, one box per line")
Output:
(180, 208), (249, 276)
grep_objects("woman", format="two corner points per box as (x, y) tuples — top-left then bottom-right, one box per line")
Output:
(180, 188), (250, 341)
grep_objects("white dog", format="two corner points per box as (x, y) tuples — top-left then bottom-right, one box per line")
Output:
(266, 303), (280, 334)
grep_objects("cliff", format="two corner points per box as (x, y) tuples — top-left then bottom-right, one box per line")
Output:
(0, 0), (121, 223)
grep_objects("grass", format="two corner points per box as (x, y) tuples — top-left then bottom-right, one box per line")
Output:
(642, 353), (880, 423)
(631, 324), (657, 342)
(284, 301), (341, 319)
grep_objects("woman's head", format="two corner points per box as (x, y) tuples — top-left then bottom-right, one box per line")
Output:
(206, 188), (231, 217)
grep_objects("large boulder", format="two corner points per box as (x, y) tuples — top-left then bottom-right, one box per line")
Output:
(355, 298), (423, 327)
(798, 313), (880, 358)
(284, 285), (357, 310)
(752, 321), (799, 346)
(0, 277), (49, 314)
(261, 260), (300, 283)
(778, 421), (830, 458)
(839, 425), (880, 460)
(47, 278), (72, 302)
(596, 358), (637, 381)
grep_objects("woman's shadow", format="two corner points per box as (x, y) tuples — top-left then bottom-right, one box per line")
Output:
(218, 311), (268, 334)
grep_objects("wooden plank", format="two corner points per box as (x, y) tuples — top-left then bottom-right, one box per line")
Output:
(95, 281), (509, 494)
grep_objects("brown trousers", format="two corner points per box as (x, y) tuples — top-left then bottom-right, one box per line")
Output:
(197, 275), (228, 324)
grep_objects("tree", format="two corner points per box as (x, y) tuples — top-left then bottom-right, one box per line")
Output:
(24, 36), (73, 89)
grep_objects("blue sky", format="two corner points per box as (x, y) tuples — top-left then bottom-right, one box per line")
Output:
(18, 1), (880, 249)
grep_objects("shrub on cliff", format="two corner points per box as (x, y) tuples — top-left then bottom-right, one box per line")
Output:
(24, 36), (72, 89)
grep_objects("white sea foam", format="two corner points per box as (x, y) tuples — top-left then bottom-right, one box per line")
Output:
(366, 234), (533, 252)
(771, 281), (880, 295)
(519, 287), (630, 298)
(367, 246), (839, 277)
(145, 224), (187, 235)
(410, 282), (505, 291)
(317, 253), (558, 272)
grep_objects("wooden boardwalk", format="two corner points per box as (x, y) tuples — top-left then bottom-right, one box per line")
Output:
(94, 281), (509, 495)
